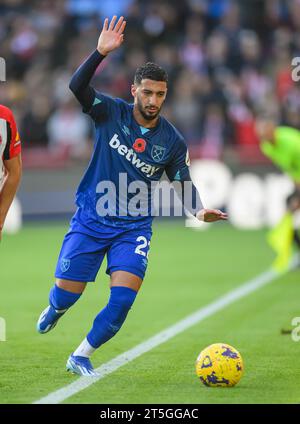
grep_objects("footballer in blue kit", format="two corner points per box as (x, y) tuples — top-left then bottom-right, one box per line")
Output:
(37, 16), (227, 376)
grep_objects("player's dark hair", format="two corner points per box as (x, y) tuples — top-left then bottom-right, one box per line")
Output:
(134, 62), (168, 85)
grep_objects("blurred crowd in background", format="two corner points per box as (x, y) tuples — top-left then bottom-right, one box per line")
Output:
(0, 0), (299, 165)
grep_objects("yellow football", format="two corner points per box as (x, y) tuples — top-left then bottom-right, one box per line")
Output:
(195, 343), (244, 387)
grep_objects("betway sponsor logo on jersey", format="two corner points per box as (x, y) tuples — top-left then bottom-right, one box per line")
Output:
(109, 134), (160, 177)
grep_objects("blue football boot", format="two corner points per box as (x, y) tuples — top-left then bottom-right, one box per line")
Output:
(66, 354), (98, 377)
(36, 305), (67, 334)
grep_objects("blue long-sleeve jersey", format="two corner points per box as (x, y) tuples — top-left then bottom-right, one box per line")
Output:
(69, 50), (203, 231)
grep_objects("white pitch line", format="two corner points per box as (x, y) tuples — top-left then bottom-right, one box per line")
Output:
(34, 258), (298, 404)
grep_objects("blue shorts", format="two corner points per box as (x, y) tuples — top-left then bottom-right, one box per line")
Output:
(55, 219), (152, 282)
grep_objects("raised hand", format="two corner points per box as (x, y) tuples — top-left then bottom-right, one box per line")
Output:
(196, 209), (228, 223)
(97, 16), (126, 56)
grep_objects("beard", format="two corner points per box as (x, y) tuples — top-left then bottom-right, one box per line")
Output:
(137, 97), (161, 121)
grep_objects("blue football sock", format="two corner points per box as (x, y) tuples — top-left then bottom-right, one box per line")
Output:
(87, 286), (137, 349)
(49, 285), (81, 311)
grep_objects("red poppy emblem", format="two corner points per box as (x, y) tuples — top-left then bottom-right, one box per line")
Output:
(133, 138), (146, 153)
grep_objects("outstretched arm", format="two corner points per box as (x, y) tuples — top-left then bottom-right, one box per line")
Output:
(175, 174), (228, 223)
(166, 137), (227, 223)
(69, 16), (126, 111)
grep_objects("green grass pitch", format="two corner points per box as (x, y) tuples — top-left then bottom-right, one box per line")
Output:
(1, 221), (300, 404)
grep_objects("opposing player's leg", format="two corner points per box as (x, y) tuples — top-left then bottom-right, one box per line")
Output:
(67, 230), (150, 377)
(37, 229), (106, 334)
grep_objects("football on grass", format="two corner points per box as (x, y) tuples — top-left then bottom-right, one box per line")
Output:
(195, 343), (243, 387)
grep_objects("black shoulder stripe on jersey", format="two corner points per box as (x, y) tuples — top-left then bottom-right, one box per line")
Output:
(3, 121), (12, 160)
